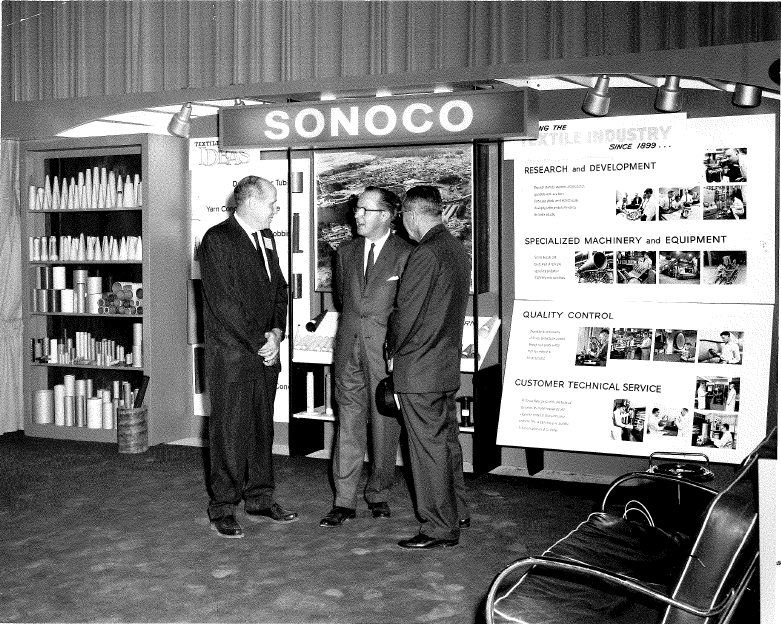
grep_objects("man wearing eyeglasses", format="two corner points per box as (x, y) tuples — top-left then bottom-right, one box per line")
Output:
(319, 186), (413, 528)
(387, 185), (471, 549)
(199, 175), (297, 538)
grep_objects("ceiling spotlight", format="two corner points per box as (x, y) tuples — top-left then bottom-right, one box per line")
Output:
(233, 98), (245, 106)
(732, 83), (762, 108)
(167, 102), (192, 138)
(582, 75), (610, 117)
(655, 75), (682, 113)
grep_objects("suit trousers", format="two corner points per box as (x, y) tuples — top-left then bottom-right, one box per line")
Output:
(208, 368), (278, 520)
(333, 336), (401, 510)
(398, 390), (463, 540)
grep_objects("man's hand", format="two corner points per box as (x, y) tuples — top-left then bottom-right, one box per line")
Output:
(258, 329), (282, 366)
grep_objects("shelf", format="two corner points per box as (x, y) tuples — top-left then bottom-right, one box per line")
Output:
(459, 426), (475, 434)
(292, 349), (333, 365)
(32, 361), (144, 372)
(29, 207), (143, 213)
(25, 421), (118, 443)
(29, 261), (142, 265)
(292, 407), (335, 422)
(31, 312), (142, 319)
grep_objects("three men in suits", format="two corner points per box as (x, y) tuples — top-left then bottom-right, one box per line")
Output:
(387, 186), (471, 549)
(199, 175), (298, 538)
(320, 187), (413, 528)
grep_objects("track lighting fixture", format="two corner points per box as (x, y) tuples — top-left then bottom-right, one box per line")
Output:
(233, 98), (246, 106)
(167, 103), (192, 138)
(655, 76), (683, 113)
(582, 75), (610, 117)
(732, 83), (762, 108)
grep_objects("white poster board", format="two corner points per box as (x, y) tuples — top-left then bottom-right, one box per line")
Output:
(499, 115), (776, 462)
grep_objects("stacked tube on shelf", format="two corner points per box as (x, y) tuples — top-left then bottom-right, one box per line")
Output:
(29, 234), (142, 262)
(32, 323), (142, 367)
(32, 268), (142, 315)
(32, 375), (140, 429)
(27, 170), (141, 211)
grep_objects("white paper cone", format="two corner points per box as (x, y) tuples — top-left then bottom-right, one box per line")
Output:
(136, 236), (142, 260)
(118, 236), (128, 261)
(98, 183), (106, 209)
(48, 235), (58, 261)
(28, 185), (37, 211)
(107, 172), (116, 209)
(85, 169), (93, 209)
(59, 178), (68, 210)
(133, 174), (141, 206)
(123, 175), (134, 208)
(52, 176), (61, 210)
(77, 233), (86, 261)
(44, 175), (52, 209)
(68, 177), (76, 210)
(86, 236), (94, 261)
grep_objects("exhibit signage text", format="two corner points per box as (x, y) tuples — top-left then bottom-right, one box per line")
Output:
(219, 90), (537, 149)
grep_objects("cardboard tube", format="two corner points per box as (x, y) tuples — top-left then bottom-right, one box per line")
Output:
(52, 266), (67, 290)
(53, 384), (66, 426)
(33, 389), (54, 424)
(87, 397), (103, 429)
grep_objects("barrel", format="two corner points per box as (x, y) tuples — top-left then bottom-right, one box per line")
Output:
(117, 405), (149, 453)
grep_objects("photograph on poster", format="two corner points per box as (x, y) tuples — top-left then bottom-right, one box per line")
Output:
(574, 251), (613, 283)
(313, 144), (472, 291)
(701, 251), (747, 285)
(615, 187), (657, 221)
(692, 411), (737, 450)
(697, 330), (744, 365)
(616, 251), (656, 284)
(609, 328), (653, 361)
(702, 185), (746, 220)
(574, 327), (610, 366)
(645, 404), (686, 437)
(652, 328), (698, 363)
(611, 399), (645, 442)
(695, 376), (740, 413)
(658, 251), (701, 284)
(702, 148), (748, 183)
(658, 186), (700, 221)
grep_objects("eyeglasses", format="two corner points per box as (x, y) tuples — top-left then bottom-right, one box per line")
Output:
(352, 206), (385, 214)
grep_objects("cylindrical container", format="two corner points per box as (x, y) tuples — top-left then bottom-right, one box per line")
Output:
(52, 266), (67, 290)
(35, 289), (48, 313)
(102, 401), (114, 430)
(46, 289), (56, 312)
(291, 213), (302, 253)
(324, 368), (333, 416)
(49, 338), (58, 363)
(33, 389), (54, 424)
(37, 266), (53, 289)
(64, 396), (75, 427)
(75, 283), (86, 313)
(73, 269), (88, 285)
(53, 384), (66, 426)
(133, 322), (143, 347)
(291, 273), (302, 299)
(60, 289), (75, 313)
(63, 374), (76, 396)
(75, 396), (86, 427)
(306, 371), (315, 413)
(291, 171), (304, 193)
(87, 293), (102, 314)
(87, 276), (102, 294)
(86, 397), (103, 429)
(117, 405), (148, 453)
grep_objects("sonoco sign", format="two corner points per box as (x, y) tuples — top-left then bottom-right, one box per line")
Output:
(219, 89), (537, 150)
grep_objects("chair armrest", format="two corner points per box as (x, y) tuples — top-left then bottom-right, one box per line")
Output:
(485, 555), (738, 624)
(601, 472), (718, 511)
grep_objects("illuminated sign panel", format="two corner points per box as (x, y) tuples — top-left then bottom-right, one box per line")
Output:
(219, 90), (537, 149)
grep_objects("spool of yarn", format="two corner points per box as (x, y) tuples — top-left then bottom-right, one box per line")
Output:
(73, 269), (88, 285)
(33, 389), (54, 424)
(102, 401), (114, 430)
(60, 289), (75, 313)
(63, 374), (76, 396)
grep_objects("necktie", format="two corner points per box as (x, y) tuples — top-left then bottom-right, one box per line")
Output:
(364, 242), (375, 287)
(251, 231), (271, 281)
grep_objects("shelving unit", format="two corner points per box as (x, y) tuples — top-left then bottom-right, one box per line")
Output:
(20, 134), (192, 445)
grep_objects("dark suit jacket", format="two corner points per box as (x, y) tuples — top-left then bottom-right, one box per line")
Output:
(332, 234), (412, 372)
(198, 214), (288, 384)
(387, 224), (470, 393)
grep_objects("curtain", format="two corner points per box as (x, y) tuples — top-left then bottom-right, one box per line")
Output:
(0, 140), (23, 433)
(2, 1), (779, 103)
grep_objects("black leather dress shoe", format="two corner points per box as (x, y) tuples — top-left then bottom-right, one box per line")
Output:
(211, 515), (243, 538)
(368, 502), (391, 518)
(319, 506), (356, 527)
(398, 533), (459, 549)
(245, 502), (299, 523)
(459, 518), (471, 528)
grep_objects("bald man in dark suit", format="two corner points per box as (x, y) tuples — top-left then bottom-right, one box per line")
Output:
(199, 175), (297, 539)
(388, 185), (471, 549)
(320, 187), (413, 528)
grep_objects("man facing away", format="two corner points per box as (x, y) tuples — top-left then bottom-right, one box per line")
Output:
(319, 187), (413, 528)
(198, 175), (298, 538)
(387, 185), (471, 549)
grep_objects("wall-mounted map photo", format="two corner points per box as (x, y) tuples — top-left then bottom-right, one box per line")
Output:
(314, 144), (472, 291)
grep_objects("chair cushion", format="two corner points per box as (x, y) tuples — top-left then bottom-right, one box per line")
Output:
(492, 513), (691, 624)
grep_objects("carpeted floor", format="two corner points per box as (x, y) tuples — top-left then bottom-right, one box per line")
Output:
(0, 433), (605, 624)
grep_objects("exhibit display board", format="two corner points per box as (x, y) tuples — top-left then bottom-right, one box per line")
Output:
(499, 114), (776, 462)
(188, 140), (307, 423)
